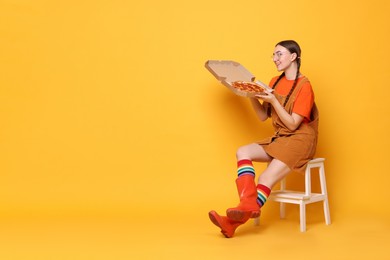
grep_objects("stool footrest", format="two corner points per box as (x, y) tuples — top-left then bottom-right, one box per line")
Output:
(270, 190), (326, 203)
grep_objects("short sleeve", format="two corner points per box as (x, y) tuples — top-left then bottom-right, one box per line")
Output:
(292, 82), (314, 121)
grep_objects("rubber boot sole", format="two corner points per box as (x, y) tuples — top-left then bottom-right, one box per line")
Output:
(226, 209), (260, 222)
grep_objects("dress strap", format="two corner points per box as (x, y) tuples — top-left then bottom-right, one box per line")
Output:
(284, 77), (309, 111)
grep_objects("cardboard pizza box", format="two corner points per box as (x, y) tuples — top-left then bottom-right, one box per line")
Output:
(205, 60), (271, 97)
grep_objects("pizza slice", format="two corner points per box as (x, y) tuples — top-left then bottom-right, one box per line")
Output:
(231, 81), (267, 97)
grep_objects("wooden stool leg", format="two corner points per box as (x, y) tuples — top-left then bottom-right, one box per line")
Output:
(279, 178), (286, 218)
(319, 163), (331, 225)
(323, 199), (331, 225)
(280, 202), (286, 219)
(300, 202), (306, 232)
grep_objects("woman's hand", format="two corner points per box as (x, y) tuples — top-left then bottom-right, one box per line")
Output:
(255, 90), (277, 105)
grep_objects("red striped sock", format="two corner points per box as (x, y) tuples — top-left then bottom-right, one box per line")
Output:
(237, 159), (255, 177)
(256, 184), (271, 207)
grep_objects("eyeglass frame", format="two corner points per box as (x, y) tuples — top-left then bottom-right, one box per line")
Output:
(271, 51), (289, 60)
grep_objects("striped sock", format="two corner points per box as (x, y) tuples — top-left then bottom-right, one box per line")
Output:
(256, 184), (271, 207)
(237, 159), (255, 178)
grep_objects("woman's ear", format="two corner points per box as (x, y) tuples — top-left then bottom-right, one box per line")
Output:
(290, 52), (297, 61)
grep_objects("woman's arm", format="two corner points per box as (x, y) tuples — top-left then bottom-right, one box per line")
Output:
(255, 91), (304, 131)
(249, 98), (268, 122)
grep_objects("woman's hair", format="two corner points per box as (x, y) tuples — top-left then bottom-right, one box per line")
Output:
(271, 40), (302, 107)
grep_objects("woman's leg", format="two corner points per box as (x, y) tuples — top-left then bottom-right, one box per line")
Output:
(209, 144), (291, 237)
(254, 159), (291, 211)
(236, 143), (273, 162)
(228, 144), (291, 221)
(235, 142), (292, 188)
(257, 159), (291, 189)
(226, 143), (272, 221)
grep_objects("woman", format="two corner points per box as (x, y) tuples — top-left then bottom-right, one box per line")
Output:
(209, 40), (319, 238)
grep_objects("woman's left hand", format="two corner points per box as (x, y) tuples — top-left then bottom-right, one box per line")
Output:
(255, 90), (276, 105)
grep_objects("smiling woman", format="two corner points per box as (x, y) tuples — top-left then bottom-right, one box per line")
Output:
(208, 40), (319, 238)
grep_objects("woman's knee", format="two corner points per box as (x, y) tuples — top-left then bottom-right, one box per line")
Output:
(236, 144), (253, 159)
(236, 143), (266, 160)
(236, 145), (247, 159)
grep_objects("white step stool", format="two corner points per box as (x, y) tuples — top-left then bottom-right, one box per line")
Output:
(254, 158), (331, 232)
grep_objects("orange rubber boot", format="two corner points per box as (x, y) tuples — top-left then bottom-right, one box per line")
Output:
(226, 175), (260, 221)
(208, 210), (249, 238)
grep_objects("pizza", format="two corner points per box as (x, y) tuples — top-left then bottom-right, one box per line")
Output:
(231, 81), (266, 97)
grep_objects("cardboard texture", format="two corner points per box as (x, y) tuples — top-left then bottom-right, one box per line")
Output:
(205, 60), (271, 97)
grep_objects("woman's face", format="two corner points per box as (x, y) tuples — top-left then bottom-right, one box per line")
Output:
(272, 45), (296, 72)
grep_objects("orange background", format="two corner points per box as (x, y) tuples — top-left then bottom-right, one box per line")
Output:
(0, 0), (389, 259)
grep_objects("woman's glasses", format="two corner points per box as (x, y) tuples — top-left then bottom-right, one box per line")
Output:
(271, 51), (288, 60)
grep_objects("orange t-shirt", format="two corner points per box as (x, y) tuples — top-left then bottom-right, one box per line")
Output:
(269, 76), (314, 122)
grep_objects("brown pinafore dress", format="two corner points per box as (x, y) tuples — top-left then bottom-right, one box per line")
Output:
(258, 77), (319, 173)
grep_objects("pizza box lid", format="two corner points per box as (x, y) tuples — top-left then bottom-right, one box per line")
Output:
(205, 60), (271, 97)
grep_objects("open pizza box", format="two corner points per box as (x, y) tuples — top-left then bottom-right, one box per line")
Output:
(205, 60), (272, 97)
